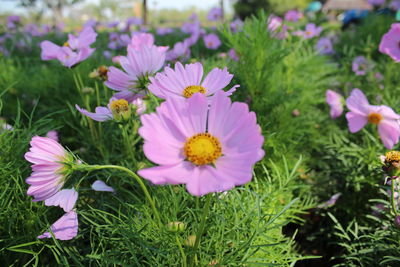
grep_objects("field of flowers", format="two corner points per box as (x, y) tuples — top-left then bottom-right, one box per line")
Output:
(2, 1), (400, 266)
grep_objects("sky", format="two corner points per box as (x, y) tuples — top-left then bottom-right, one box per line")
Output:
(0, 0), (226, 14)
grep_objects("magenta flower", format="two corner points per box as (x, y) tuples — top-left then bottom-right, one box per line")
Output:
(379, 23), (400, 62)
(346, 88), (400, 149)
(316, 37), (334, 55)
(148, 62), (239, 100)
(38, 210), (78, 240)
(352, 56), (374, 76)
(92, 180), (115, 192)
(326, 90), (344, 119)
(207, 7), (223, 21)
(25, 136), (73, 201)
(40, 26), (97, 68)
(284, 10), (303, 22)
(45, 188), (78, 212)
(138, 92), (264, 196)
(203, 33), (221, 50)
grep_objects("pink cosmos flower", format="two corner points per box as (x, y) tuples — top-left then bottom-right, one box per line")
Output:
(148, 62), (239, 100)
(267, 15), (283, 32)
(326, 90), (344, 118)
(203, 33), (222, 50)
(157, 27), (174, 35)
(316, 37), (334, 55)
(166, 40), (191, 61)
(25, 136), (72, 201)
(284, 10), (303, 22)
(228, 48), (239, 61)
(302, 23), (323, 39)
(92, 180), (115, 192)
(40, 26), (97, 68)
(368, 0), (385, 6)
(230, 18), (243, 32)
(207, 7), (223, 21)
(379, 23), (400, 62)
(138, 92), (264, 196)
(45, 188), (78, 212)
(38, 210), (78, 240)
(105, 34), (167, 101)
(7, 15), (20, 30)
(46, 130), (59, 142)
(346, 88), (400, 149)
(390, 0), (400, 10)
(76, 96), (145, 122)
(352, 56), (374, 76)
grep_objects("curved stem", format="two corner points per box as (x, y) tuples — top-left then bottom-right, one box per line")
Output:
(189, 194), (212, 267)
(79, 164), (161, 226)
(391, 180), (398, 216)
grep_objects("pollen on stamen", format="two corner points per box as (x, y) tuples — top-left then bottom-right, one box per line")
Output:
(182, 85), (206, 98)
(183, 133), (222, 166)
(368, 112), (383, 124)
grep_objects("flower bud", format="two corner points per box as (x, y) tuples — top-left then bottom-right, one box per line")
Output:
(185, 235), (196, 247)
(395, 215), (400, 228)
(166, 221), (185, 232)
(82, 87), (94, 94)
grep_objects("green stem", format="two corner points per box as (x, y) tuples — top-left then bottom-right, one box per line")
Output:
(176, 236), (187, 267)
(391, 179), (398, 216)
(189, 194), (212, 267)
(78, 164), (161, 226)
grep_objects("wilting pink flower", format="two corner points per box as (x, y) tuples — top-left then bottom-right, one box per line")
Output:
(352, 56), (374, 76)
(40, 26), (97, 68)
(203, 33), (221, 50)
(25, 136), (72, 201)
(46, 130), (59, 142)
(207, 7), (223, 21)
(326, 90), (344, 118)
(316, 37), (334, 55)
(302, 23), (323, 39)
(45, 188), (78, 212)
(38, 210), (78, 240)
(228, 48), (239, 61)
(76, 96), (144, 121)
(138, 92), (264, 196)
(92, 180), (115, 192)
(317, 193), (342, 208)
(148, 62), (238, 100)
(230, 18), (243, 32)
(346, 88), (400, 149)
(379, 23), (400, 62)
(284, 10), (303, 22)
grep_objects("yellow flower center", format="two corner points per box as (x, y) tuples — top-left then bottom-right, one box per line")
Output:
(385, 151), (400, 163)
(63, 41), (70, 47)
(368, 112), (383, 124)
(182, 85), (206, 98)
(183, 133), (222, 166)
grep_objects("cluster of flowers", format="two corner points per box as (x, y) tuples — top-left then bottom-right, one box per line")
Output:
(25, 16), (265, 240)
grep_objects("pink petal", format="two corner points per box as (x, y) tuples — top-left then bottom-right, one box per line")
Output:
(346, 112), (368, 133)
(44, 188), (78, 212)
(38, 210), (78, 240)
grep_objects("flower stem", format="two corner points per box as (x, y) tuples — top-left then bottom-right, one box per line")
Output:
(79, 164), (161, 226)
(391, 180), (398, 216)
(189, 194), (212, 267)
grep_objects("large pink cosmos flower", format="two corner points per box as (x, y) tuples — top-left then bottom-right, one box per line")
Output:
(379, 23), (400, 62)
(25, 136), (72, 201)
(138, 92), (264, 196)
(346, 89), (400, 149)
(148, 62), (238, 100)
(326, 90), (344, 119)
(105, 33), (167, 101)
(40, 26), (97, 68)
(38, 210), (78, 240)
(203, 33), (222, 50)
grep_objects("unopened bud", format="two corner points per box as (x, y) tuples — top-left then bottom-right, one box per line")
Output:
(82, 87), (94, 94)
(185, 235), (196, 247)
(166, 221), (185, 232)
